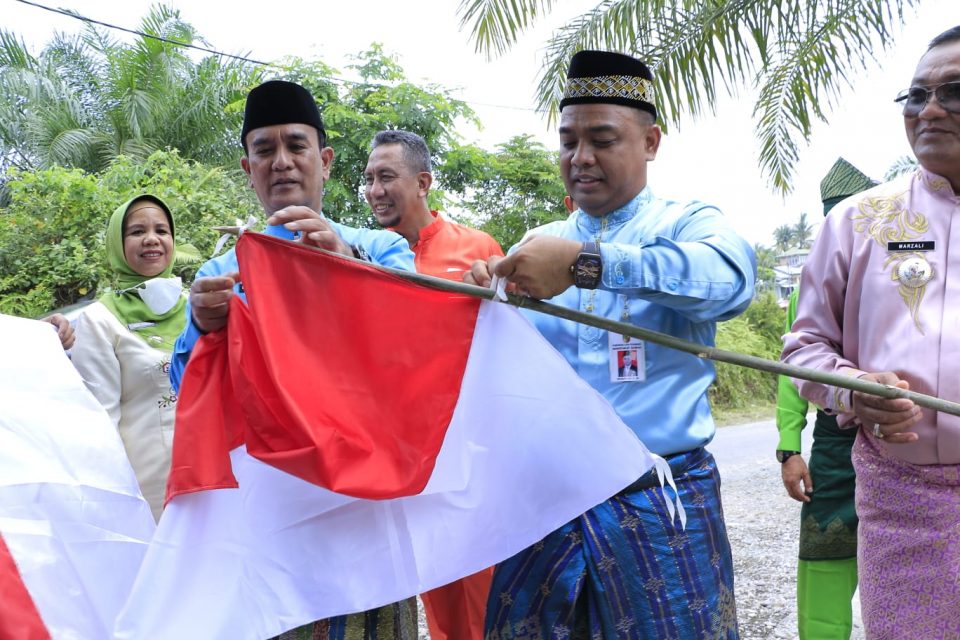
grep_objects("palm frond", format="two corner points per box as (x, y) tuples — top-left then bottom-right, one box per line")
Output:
(42, 127), (102, 169)
(884, 155), (918, 180)
(458, 0), (919, 193)
(457, 0), (558, 57)
(0, 30), (36, 68)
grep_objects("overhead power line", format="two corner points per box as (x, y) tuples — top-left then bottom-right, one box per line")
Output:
(14, 0), (269, 65)
(11, 0), (542, 116)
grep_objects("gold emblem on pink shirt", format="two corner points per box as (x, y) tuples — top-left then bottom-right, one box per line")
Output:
(853, 191), (932, 332)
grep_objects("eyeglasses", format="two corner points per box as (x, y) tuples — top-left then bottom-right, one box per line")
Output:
(894, 81), (960, 117)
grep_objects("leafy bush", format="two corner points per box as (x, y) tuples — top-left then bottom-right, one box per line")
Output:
(710, 295), (786, 412)
(0, 166), (107, 315)
(0, 149), (258, 317)
(741, 291), (785, 345)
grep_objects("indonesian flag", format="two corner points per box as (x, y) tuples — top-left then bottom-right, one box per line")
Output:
(116, 233), (660, 639)
(0, 315), (155, 640)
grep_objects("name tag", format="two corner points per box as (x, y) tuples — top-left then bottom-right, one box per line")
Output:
(887, 241), (934, 252)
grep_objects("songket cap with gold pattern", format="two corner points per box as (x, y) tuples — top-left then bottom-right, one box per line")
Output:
(559, 50), (657, 121)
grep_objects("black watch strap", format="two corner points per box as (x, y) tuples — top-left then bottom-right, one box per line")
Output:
(776, 450), (801, 463)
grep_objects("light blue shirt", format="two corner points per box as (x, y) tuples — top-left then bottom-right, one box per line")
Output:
(170, 220), (414, 392)
(521, 188), (756, 456)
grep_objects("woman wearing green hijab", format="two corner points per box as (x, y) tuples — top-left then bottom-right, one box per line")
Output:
(72, 195), (186, 521)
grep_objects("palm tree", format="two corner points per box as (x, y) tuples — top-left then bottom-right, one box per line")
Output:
(753, 243), (777, 294)
(792, 212), (814, 249)
(457, 0), (917, 193)
(773, 224), (794, 253)
(0, 5), (259, 176)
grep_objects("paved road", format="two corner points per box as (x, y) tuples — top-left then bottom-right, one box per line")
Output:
(708, 417), (864, 640)
(709, 416), (811, 476)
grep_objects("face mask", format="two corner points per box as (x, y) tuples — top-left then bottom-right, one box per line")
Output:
(132, 277), (183, 315)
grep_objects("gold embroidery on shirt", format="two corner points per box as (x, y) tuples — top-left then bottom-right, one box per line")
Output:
(918, 169), (952, 194)
(852, 191), (930, 332)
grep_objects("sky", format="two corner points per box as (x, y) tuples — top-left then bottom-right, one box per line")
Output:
(5, 0), (960, 247)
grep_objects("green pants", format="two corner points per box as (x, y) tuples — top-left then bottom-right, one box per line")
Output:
(797, 557), (858, 640)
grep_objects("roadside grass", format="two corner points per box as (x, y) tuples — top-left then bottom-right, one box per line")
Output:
(713, 401), (775, 427)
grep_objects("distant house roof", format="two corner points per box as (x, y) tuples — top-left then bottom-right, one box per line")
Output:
(820, 158), (879, 215)
(773, 264), (801, 287)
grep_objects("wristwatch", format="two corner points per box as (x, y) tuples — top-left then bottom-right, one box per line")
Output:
(776, 450), (801, 463)
(351, 244), (371, 262)
(571, 241), (602, 289)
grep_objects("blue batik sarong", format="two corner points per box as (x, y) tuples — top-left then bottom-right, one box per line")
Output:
(485, 447), (738, 640)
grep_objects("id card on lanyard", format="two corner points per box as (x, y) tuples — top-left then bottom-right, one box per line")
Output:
(608, 295), (644, 382)
(609, 333), (645, 382)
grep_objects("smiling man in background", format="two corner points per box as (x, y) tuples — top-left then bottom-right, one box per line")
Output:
(365, 128), (502, 640)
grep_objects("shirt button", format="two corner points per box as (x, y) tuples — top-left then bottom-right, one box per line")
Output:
(668, 282), (678, 291)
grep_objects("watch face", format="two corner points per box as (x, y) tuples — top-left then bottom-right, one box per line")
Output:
(576, 257), (601, 278)
(575, 255), (602, 288)
(776, 450), (798, 463)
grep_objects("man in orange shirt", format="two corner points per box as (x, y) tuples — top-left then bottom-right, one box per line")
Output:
(365, 129), (503, 281)
(364, 129), (503, 639)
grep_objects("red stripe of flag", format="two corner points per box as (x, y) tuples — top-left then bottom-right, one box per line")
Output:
(0, 533), (50, 640)
(169, 233), (481, 501)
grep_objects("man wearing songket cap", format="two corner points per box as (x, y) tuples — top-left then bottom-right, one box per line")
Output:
(467, 49), (755, 639)
(169, 79), (418, 638)
(783, 26), (960, 638)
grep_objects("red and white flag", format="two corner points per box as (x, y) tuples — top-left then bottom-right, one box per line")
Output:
(0, 315), (155, 640)
(116, 233), (660, 639)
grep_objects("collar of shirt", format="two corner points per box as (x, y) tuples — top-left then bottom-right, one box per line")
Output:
(392, 211), (443, 249)
(917, 167), (960, 202)
(575, 188), (654, 236)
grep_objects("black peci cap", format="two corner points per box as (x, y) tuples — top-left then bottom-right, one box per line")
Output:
(240, 80), (325, 146)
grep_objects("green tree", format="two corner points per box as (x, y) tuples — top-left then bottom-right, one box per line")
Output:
(773, 224), (794, 252)
(446, 135), (568, 249)
(457, 0), (916, 193)
(0, 5), (258, 178)
(276, 46), (479, 228)
(741, 290), (786, 346)
(753, 243), (777, 294)
(712, 312), (781, 411)
(2, 11), (583, 314)
(792, 211), (814, 248)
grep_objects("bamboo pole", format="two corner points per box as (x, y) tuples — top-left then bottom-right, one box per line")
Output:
(373, 262), (960, 418)
(225, 230), (960, 418)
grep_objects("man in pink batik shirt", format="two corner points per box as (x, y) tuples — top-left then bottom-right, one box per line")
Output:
(782, 26), (960, 639)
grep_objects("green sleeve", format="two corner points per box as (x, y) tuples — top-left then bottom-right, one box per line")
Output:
(776, 288), (806, 450)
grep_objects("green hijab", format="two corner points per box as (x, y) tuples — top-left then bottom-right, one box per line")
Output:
(98, 195), (187, 351)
